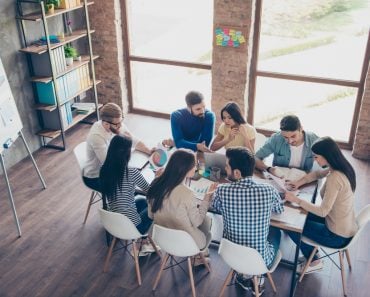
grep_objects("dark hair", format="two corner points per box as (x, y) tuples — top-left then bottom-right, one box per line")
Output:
(100, 135), (132, 200)
(221, 102), (246, 125)
(311, 137), (356, 191)
(226, 147), (255, 177)
(185, 91), (204, 107)
(280, 115), (302, 131)
(147, 149), (196, 212)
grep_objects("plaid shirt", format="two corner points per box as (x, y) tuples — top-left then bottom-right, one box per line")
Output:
(212, 177), (284, 266)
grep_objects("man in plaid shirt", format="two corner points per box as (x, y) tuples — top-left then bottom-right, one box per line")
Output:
(212, 147), (284, 293)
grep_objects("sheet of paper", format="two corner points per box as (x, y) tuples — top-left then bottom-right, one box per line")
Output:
(188, 177), (214, 200)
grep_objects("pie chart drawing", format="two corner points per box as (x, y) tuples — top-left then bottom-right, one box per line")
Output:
(151, 149), (168, 168)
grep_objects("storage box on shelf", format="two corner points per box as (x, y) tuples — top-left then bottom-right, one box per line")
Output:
(16, 0), (100, 150)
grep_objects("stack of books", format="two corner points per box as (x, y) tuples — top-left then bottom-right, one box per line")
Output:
(71, 102), (96, 114)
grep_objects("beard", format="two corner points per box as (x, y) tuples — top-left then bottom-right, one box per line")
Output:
(109, 126), (120, 134)
(191, 109), (205, 118)
(227, 173), (238, 182)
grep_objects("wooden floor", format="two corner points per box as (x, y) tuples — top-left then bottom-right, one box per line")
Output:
(0, 114), (369, 297)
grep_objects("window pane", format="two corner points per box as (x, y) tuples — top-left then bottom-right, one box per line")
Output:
(131, 62), (211, 114)
(254, 77), (357, 141)
(127, 0), (213, 63)
(258, 0), (370, 81)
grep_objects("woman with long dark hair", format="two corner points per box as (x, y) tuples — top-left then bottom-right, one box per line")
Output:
(285, 136), (358, 274)
(210, 102), (256, 152)
(147, 149), (217, 254)
(100, 135), (152, 235)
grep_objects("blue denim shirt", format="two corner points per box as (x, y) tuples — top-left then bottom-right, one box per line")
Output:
(255, 131), (319, 171)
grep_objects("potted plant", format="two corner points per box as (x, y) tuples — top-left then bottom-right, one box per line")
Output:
(42, 0), (60, 15)
(64, 45), (78, 66)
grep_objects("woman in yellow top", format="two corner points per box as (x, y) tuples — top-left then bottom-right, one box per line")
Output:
(210, 102), (256, 152)
(285, 136), (358, 274)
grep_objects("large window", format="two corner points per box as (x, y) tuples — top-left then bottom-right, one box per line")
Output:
(124, 0), (213, 116)
(250, 0), (370, 146)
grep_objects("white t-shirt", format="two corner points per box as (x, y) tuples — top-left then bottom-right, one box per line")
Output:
(289, 142), (304, 168)
(84, 120), (139, 178)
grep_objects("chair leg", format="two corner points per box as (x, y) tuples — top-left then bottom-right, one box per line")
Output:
(83, 191), (96, 224)
(267, 272), (277, 293)
(338, 251), (347, 296)
(187, 257), (197, 297)
(132, 240), (142, 286)
(153, 253), (169, 290)
(218, 269), (234, 297)
(253, 276), (259, 297)
(299, 246), (318, 282)
(198, 252), (211, 273)
(147, 235), (162, 258)
(344, 249), (352, 270)
(103, 237), (116, 272)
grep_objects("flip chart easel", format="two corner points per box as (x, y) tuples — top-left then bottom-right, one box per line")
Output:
(0, 57), (46, 237)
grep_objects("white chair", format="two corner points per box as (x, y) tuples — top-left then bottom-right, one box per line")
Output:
(218, 238), (282, 297)
(73, 142), (101, 224)
(299, 204), (370, 296)
(98, 209), (160, 286)
(151, 224), (210, 297)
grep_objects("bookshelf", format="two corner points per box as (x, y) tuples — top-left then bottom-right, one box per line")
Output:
(17, 0), (100, 150)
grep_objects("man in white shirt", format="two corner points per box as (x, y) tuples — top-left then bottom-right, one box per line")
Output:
(83, 103), (153, 192)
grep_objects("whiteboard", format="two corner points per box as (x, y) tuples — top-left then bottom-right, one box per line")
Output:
(0, 57), (23, 152)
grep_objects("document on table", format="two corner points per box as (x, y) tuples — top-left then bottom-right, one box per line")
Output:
(188, 177), (214, 200)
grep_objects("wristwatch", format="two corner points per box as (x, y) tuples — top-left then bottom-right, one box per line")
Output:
(266, 166), (272, 173)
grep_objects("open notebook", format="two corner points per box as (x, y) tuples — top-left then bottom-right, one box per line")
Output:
(188, 177), (214, 200)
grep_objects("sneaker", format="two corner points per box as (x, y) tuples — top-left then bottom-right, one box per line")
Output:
(251, 277), (265, 296)
(298, 260), (324, 274)
(130, 243), (160, 257)
(193, 257), (210, 267)
(235, 274), (252, 291)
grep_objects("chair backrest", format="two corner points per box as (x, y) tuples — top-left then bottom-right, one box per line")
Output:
(152, 224), (200, 257)
(254, 132), (267, 152)
(99, 208), (142, 240)
(347, 204), (370, 248)
(218, 238), (268, 275)
(73, 142), (88, 172)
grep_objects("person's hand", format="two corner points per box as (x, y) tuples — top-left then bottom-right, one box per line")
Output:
(204, 182), (218, 201)
(227, 127), (239, 142)
(285, 180), (301, 191)
(269, 167), (285, 178)
(284, 191), (300, 204)
(154, 167), (164, 178)
(196, 141), (213, 153)
(162, 138), (174, 148)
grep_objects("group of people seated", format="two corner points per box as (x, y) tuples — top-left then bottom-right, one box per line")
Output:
(81, 91), (358, 295)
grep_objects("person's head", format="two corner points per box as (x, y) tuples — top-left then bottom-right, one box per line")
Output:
(311, 136), (356, 191)
(147, 149), (196, 212)
(220, 102), (246, 127)
(100, 103), (123, 134)
(225, 147), (255, 181)
(280, 115), (304, 146)
(185, 91), (206, 118)
(99, 135), (132, 198)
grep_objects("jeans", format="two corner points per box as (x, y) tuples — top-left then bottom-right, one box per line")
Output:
(134, 196), (153, 235)
(267, 226), (282, 269)
(287, 213), (352, 261)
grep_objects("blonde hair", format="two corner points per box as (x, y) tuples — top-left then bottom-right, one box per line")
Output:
(100, 103), (122, 122)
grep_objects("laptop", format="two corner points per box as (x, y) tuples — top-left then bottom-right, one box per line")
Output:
(204, 152), (227, 175)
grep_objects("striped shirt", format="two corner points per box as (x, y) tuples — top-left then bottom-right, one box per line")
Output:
(212, 177), (284, 267)
(107, 167), (149, 226)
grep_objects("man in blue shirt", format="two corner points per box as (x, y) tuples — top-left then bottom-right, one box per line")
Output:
(212, 147), (284, 292)
(255, 115), (318, 177)
(171, 91), (215, 152)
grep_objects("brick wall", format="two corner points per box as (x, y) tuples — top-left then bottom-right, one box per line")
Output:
(212, 0), (255, 126)
(89, 0), (127, 111)
(353, 63), (370, 160)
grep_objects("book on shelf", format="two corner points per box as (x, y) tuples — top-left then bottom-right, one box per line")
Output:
(34, 65), (90, 105)
(71, 102), (96, 113)
(31, 46), (66, 76)
(41, 102), (72, 130)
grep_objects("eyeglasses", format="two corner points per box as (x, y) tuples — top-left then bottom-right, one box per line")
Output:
(104, 120), (122, 128)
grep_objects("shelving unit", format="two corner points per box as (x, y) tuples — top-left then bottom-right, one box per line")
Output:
(17, 0), (100, 150)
